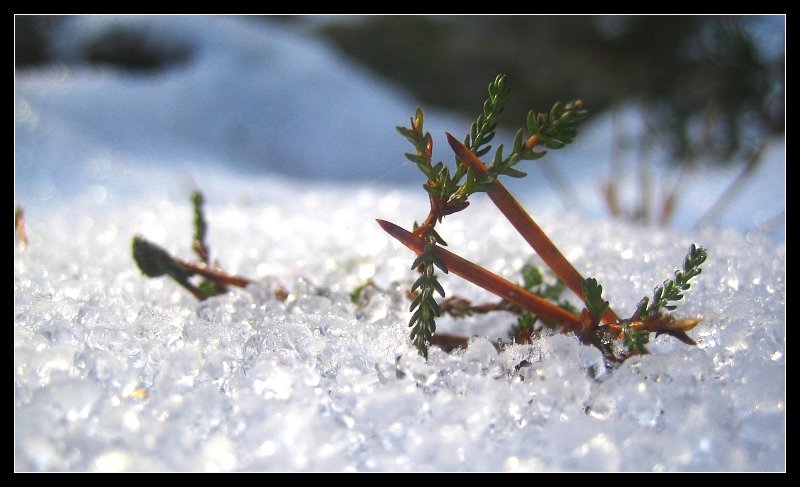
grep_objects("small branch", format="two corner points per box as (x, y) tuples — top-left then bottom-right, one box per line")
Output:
(132, 236), (288, 301)
(175, 258), (251, 288)
(191, 191), (211, 264)
(191, 190), (229, 294)
(446, 133), (620, 324)
(378, 219), (582, 330)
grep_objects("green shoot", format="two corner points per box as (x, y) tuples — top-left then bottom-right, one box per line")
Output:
(192, 190), (210, 263)
(639, 244), (708, 320)
(397, 74), (587, 358)
(623, 323), (651, 355)
(582, 278), (609, 328)
(190, 190), (226, 297)
(408, 233), (447, 358)
(133, 190), (289, 302)
(521, 264), (578, 315)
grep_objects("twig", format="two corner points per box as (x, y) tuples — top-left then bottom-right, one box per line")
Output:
(446, 133), (620, 324)
(377, 219), (582, 330)
(132, 236), (288, 301)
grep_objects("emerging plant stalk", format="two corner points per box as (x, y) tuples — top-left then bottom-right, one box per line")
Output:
(381, 74), (707, 361)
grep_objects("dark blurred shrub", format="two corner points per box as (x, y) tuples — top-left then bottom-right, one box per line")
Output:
(320, 15), (783, 164)
(15, 16), (65, 67)
(15, 16), (193, 73)
(74, 22), (194, 72)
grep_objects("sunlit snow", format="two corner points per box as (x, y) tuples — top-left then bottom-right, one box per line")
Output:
(14, 16), (785, 472)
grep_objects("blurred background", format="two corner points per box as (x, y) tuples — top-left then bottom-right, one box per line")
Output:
(15, 15), (785, 238)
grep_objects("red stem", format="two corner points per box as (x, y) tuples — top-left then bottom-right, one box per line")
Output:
(445, 133), (620, 324)
(377, 219), (582, 330)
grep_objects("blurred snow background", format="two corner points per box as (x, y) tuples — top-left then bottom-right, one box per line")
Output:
(14, 16), (785, 471)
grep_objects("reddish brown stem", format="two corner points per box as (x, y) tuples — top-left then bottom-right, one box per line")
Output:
(445, 133), (620, 324)
(15, 206), (28, 249)
(430, 333), (471, 352)
(438, 297), (517, 316)
(175, 258), (252, 288)
(377, 219), (582, 330)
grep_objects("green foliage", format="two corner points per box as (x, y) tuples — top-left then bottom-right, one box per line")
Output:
(397, 74), (586, 208)
(583, 276), (651, 356)
(132, 236), (189, 281)
(509, 313), (538, 341)
(520, 263), (578, 315)
(191, 190), (221, 297)
(398, 74), (588, 358)
(478, 96), (587, 185)
(464, 74), (510, 158)
(395, 74), (708, 362)
(509, 264), (580, 340)
(349, 279), (372, 306)
(408, 234), (447, 358)
(520, 263), (544, 290)
(582, 245), (707, 357)
(192, 190), (209, 260)
(397, 108), (434, 180)
(582, 278), (609, 327)
(623, 323), (650, 355)
(530, 99), (588, 150)
(198, 280), (219, 297)
(639, 244), (708, 319)
(132, 189), (245, 301)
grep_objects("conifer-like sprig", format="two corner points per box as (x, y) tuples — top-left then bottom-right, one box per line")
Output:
(638, 244), (708, 319)
(409, 233), (448, 358)
(192, 191), (210, 263)
(579, 245), (707, 359)
(582, 278), (609, 328)
(396, 74), (590, 358)
(474, 96), (588, 185)
(391, 74), (705, 361)
(464, 74), (510, 158)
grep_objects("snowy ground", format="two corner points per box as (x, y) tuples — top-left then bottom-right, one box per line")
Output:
(15, 16), (785, 472)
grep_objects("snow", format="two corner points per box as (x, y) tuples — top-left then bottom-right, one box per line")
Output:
(15, 16), (785, 472)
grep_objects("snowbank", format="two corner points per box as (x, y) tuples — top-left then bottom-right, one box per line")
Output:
(15, 16), (785, 471)
(14, 187), (785, 471)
